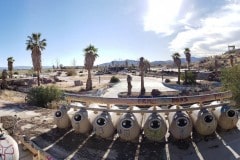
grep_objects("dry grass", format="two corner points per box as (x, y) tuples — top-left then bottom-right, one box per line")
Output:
(0, 90), (26, 103)
(0, 72), (128, 103)
(47, 73), (127, 93)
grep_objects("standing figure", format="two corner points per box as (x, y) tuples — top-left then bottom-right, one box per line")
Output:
(127, 75), (132, 96)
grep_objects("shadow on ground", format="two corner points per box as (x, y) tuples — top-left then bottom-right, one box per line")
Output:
(29, 126), (240, 160)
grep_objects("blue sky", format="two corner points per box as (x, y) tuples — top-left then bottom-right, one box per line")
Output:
(0, 0), (240, 67)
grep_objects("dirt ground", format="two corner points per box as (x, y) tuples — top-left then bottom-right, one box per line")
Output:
(1, 104), (239, 160)
(0, 73), (240, 160)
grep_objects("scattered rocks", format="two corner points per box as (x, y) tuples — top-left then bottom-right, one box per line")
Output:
(151, 89), (161, 97)
(0, 116), (17, 135)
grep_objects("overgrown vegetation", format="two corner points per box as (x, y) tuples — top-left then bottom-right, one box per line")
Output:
(26, 85), (63, 107)
(165, 79), (170, 83)
(66, 68), (77, 76)
(221, 65), (240, 106)
(181, 71), (197, 85)
(110, 76), (120, 83)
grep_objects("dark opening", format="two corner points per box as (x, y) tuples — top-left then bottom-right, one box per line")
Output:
(150, 120), (161, 129)
(97, 118), (106, 126)
(121, 120), (132, 129)
(227, 110), (235, 117)
(204, 115), (213, 123)
(74, 114), (81, 121)
(55, 111), (62, 117)
(177, 118), (188, 127)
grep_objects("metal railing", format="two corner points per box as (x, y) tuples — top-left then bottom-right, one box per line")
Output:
(65, 91), (232, 106)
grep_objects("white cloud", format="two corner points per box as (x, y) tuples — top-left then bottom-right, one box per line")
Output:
(169, 1), (240, 57)
(143, 0), (183, 35)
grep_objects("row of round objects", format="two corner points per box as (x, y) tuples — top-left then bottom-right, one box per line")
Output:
(54, 101), (239, 142)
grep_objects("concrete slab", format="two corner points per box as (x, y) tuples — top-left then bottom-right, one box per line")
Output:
(102, 76), (177, 98)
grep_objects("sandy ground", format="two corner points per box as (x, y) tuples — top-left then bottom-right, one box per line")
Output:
(0, 73), (240, 160)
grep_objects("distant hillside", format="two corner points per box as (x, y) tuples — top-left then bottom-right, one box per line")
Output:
(99, 60), (139, 67)
(99, 57), (205, 67)
(224, 48), (240, 55)
(152, 57), (205, 66)
(0, 66), (51, 70)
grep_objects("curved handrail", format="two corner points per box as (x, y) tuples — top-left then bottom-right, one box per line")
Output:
(68, 102), (230, 114)
(64, 91), (232, 106)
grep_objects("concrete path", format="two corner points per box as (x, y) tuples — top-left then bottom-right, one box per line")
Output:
(102, 75), (177, 98)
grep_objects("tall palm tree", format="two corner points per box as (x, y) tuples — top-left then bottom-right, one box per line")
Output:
(84, 44), (99, 91)
(144, 59), (151, 73)
(1, 70), (8, 89)
(125, 60), (128, 68)
(26, 33), (47, 86)
(111, 61), (115, 67)
(184, 48), (191, 70)
(229, 55), (234, 67)
(172, 52), (181, 84)
(7, 57), (14, 78)
(139, 57), (146, 95)
(214, 56), (218, 73)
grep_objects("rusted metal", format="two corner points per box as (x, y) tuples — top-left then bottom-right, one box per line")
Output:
(68, 102), (230, 114)
(210, 101), (238, 130)
(65, 91), (232, 106)
(189, 104), (217, 135)
(168, 105), (192, 140)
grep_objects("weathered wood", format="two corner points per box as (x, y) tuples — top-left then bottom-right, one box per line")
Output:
(18, 135), (55, 160)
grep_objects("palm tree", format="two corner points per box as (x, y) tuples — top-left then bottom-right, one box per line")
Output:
(184, 48), (191, 70)
(111, 61), (115, 67)
(125, 60), (128, 68)
(214, 56), (218, 73)
(144, 59), (151, 73)
(229, 55), (234, 67)
(1, 70), (8, 89)
(84, 44), (99, 91)
(26, 33), (47, 86)
(139, 57), (146, 95)
(7, 57), (14, 78)
(172, 52), (181, 84)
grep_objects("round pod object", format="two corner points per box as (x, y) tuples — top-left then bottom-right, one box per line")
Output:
(168, 105), (193, 140)
(117, 106), (143, 141)
(93, 105), (121, 138)
(210, 101), (238, 130)
(54, 105), (72, 129)
(71, 103), (101, 134)
(189, 104), (217, 135)
(142, 106), (167, 142)
(0, 134), (19, 160)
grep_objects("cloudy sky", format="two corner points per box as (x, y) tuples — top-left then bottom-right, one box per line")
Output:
(0, 0), (240, 66)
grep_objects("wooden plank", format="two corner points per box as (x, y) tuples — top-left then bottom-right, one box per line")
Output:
(18, 135), (55, 160)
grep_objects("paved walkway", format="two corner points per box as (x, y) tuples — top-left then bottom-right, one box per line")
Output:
(102, 75), (177, 98)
